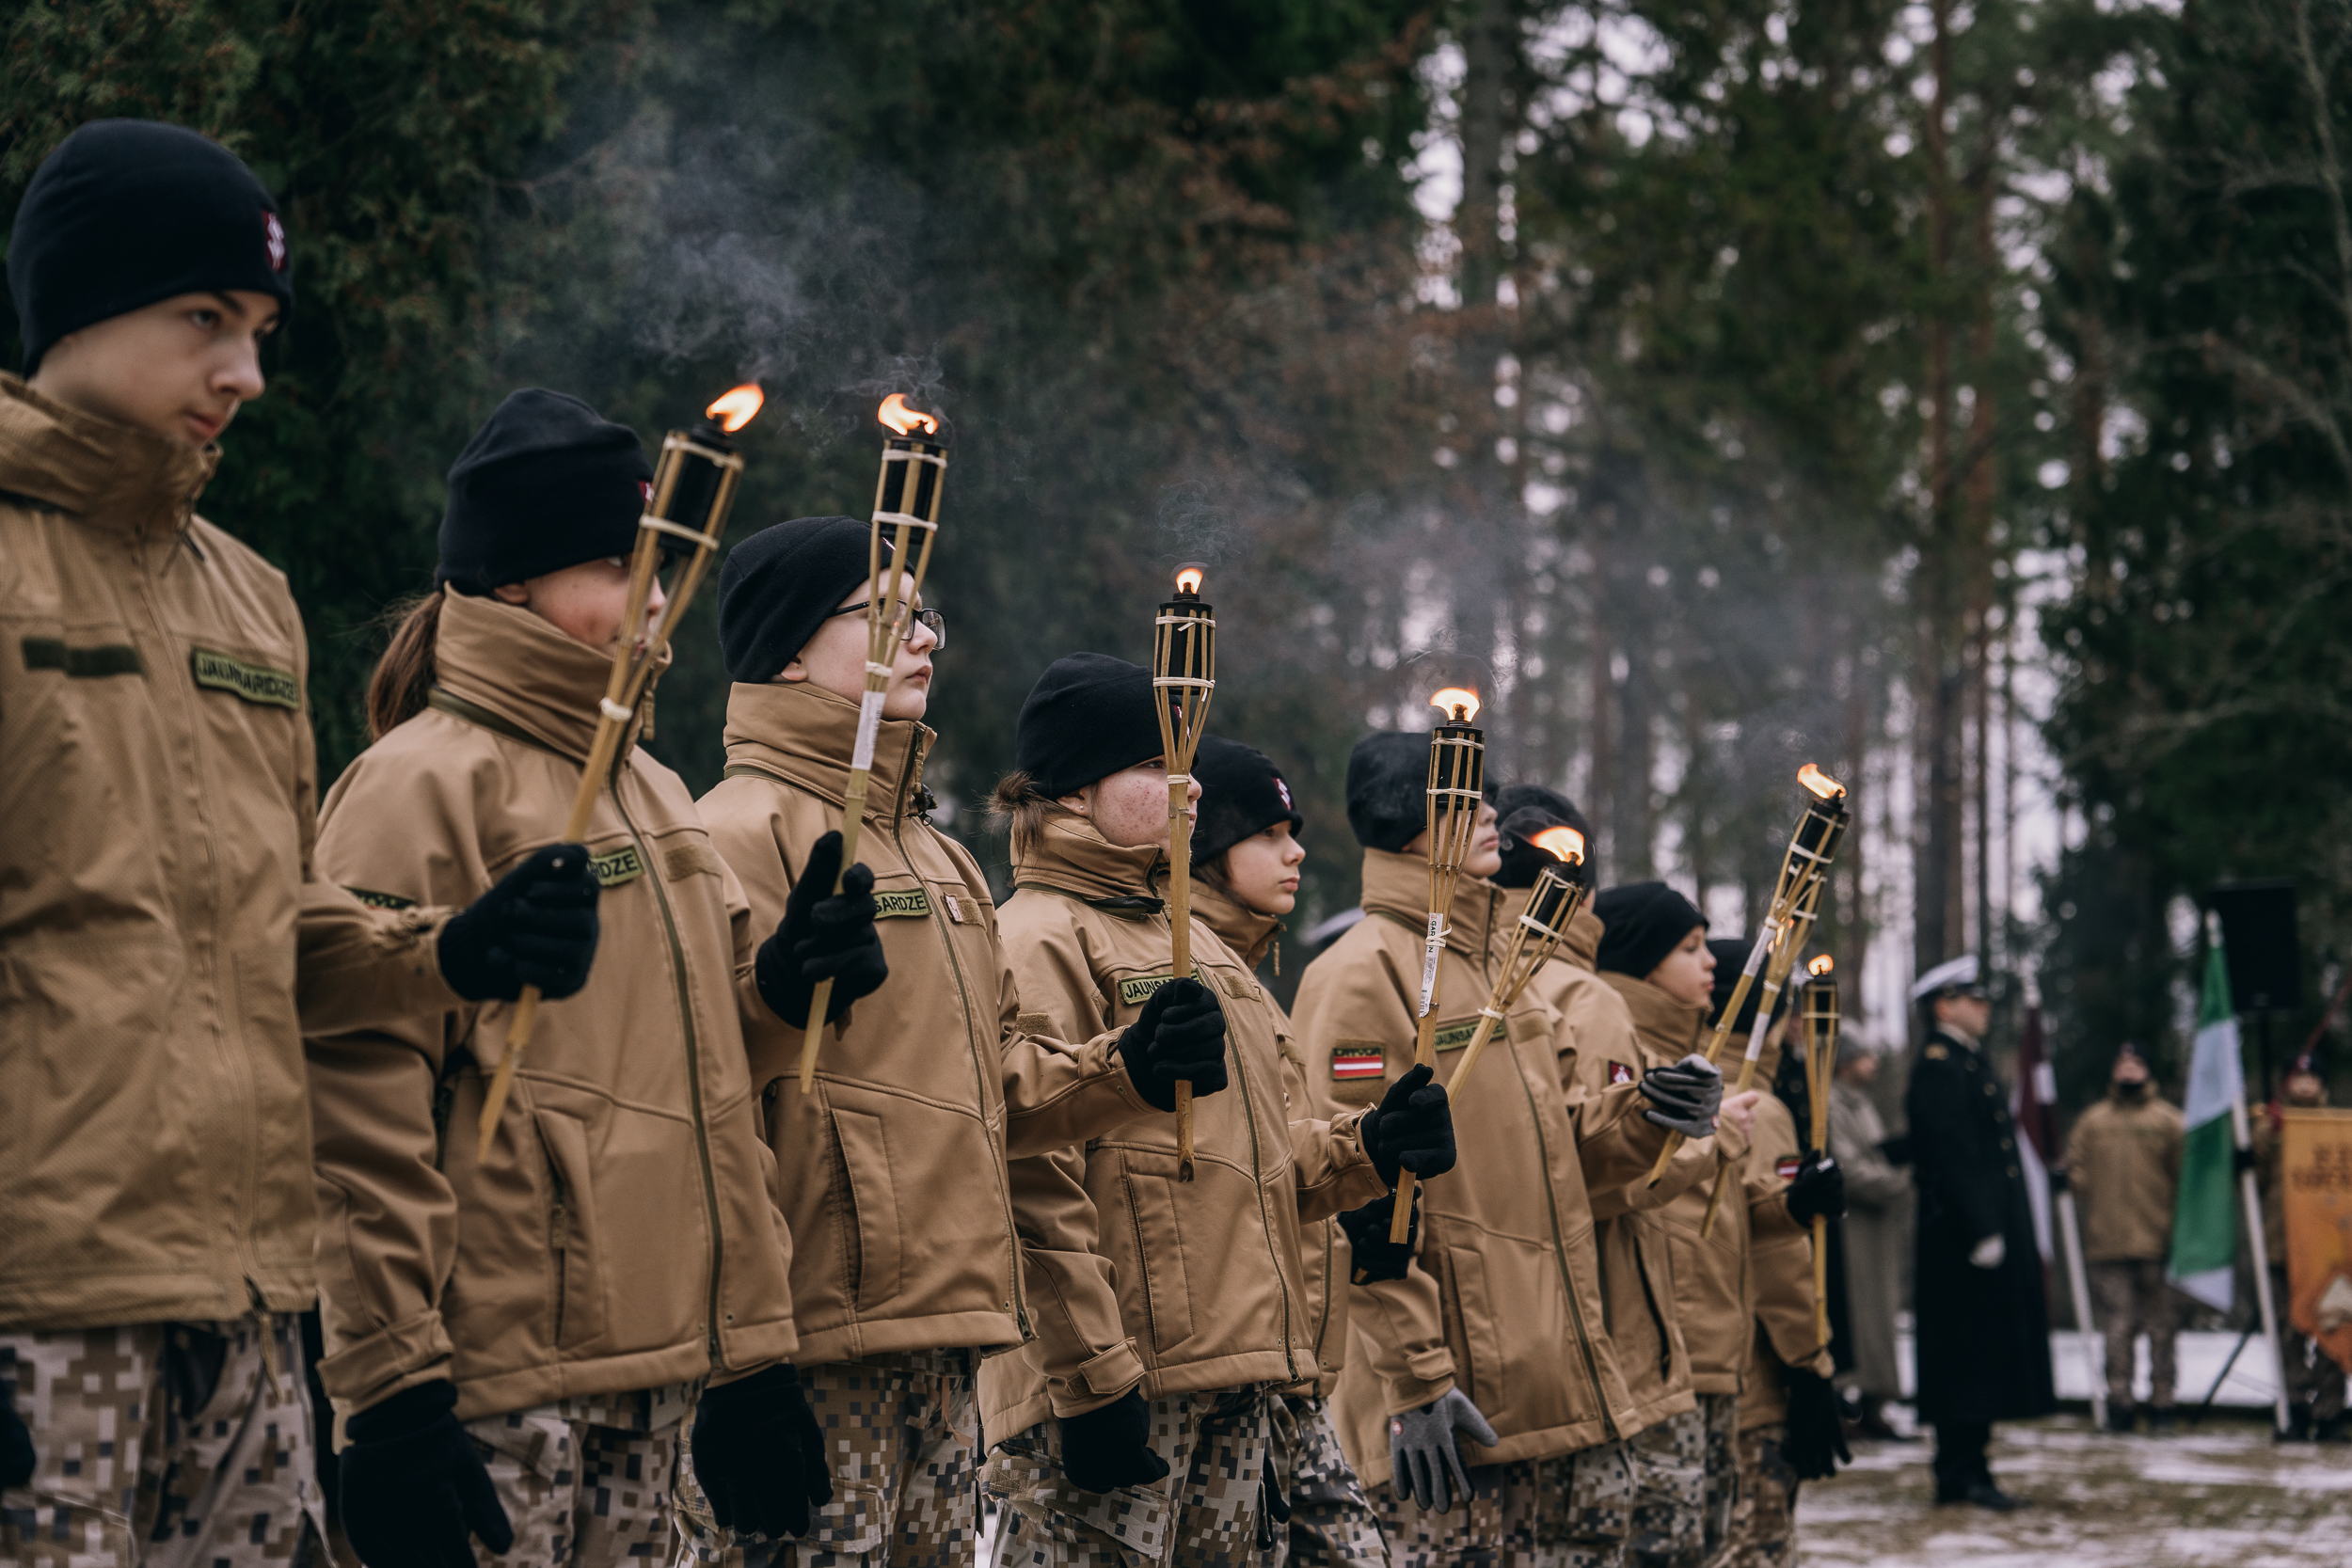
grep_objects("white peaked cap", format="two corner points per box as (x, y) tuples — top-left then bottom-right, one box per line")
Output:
(1910, 954), (1981, 1003)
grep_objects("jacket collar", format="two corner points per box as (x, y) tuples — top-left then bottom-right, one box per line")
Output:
(1191, 879), (1282, 968)
(722, 680), (932, 827)
(1929, 1023), (1982, 1055)
(0, 373), (216, 539)
(1500, 887), (1604, 974)
(1359, 847), (1502, 958)
(1012, 813), (1167, 913)
(1600, 970), (1707, 1059)
(431, 587), (667, 764)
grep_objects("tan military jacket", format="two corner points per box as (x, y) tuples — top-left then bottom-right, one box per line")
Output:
(1737, 1044), (1836, 1432)
(1602, 971), (1756, 1397)
(980, 815), (1385, 1439)
(306, 590), (798, 1418)
(1294, 849), (1645, 1471)
(1529, 902), (1705, 1437)
(2064, 1089), (2185, 1262)
(0, 376), (458, 1334)
(696, 679), (1152, 1367)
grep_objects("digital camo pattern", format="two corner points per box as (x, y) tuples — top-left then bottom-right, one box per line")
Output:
(2089, 1260), (2179, 1409)
(1369, 1444), (1630, 1568)
(1, 1317), (320, 1568)
(1624, 1405), (1702, 1568)
(1711, 1425), (1795, 1568)
(1255, 1394), (1386, 1568)
(984, 1386), (1272, 1568)
(675, 1351), (977, 1568)
(1698, 1395), (1739, 1564)
(463, 1381), (692, 1568)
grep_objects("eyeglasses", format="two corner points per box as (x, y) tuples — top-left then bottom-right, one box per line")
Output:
(828, 602), (946, 650)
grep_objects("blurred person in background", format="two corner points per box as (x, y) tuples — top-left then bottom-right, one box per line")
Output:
(1826, 1039), (1914, 1443)
(2063, 1041), (2185, 1433)
(2258, 1057), (2347, 1443)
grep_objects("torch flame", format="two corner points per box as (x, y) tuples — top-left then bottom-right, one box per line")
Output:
(1797, 763), (1844, 800)
(1429, 687), (1482, 723)
(1809, 954), (1836, 976)
(1534, 826), (1585, 863)
(707, 384), (765, 434)
(1174, 563), (1206, 595)
(878, 393), (940, 436)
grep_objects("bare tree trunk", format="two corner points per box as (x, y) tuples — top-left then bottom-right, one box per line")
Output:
(1452, 0), (1515, 750)
(1967, 170), (1998, 970)
(1915, 0), (1965, 974)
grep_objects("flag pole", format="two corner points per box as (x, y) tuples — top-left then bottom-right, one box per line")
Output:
(2054, 1183), (2105, 1431)
(2232, 1089), (2292, 1435)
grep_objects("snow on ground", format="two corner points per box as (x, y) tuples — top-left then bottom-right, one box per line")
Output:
(1801, 1414), (2352, 1567)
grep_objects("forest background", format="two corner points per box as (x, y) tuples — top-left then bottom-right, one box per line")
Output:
(6, 0), (2348, 1110)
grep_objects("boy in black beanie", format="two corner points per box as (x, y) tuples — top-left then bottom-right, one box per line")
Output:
(0, 121), (605, 1567)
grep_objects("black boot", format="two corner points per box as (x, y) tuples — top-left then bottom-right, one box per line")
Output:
(2105, 1403), (2137, 1434)
(2276, 1408), (2314, 1443)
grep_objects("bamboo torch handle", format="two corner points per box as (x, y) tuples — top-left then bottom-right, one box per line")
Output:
(795, 776), (872, 1095)
(1388, 1009), (1440, 1243)
(1697, 1051), (1768, 1239)
(1813, 1213), (1831, 1345)
(1168, 776), (1197, 1181)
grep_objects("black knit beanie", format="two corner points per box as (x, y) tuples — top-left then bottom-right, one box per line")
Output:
(10, 120), (294, 373)
(1493, 784), (1594, 890)
(1192, 735), (1304, 865)
(1593, 881), (1708, 979)
(435, 390), (655, 593)
(716, 515), (883, 682)
(1014, 654), (1165, 799)
(1345, 729), (1497, 851)
(1708, 937), (1792, 1037)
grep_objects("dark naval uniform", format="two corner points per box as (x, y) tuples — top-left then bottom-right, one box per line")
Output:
(1905, 1023), (2055, 1497)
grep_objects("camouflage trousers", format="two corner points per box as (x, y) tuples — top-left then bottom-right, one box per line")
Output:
(1710, 1427), (1794, 1568)
(0, 1316), (321, 1568)
(1627, 1395), (1735, 1568)
(462, 1381), (693, 1568)
(984, 1385), (1273, 1568)
(1255, 1394), (1385, 1568)
(2090, 1260), (2178, 1409)
(675, 1351), (977, 1568)
(1368, 1440), (1631, 1568)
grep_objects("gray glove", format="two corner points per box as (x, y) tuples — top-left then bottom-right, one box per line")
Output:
(1388, 1388), (1498, 1513)
(1638, 1053), (1724, 1138)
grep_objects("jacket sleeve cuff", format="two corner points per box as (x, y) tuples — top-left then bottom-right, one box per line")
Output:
(317, 1307), (455, 1413)
(1294, 1111), (1390, 1224)
(1047, 1339), (1148, 1418)
(1384, 1360), (1457, 1416)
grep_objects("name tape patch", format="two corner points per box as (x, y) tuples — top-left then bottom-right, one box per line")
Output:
(1331, 1046), (1386, 1081)
(344, 886), (416, 911)
(874, 888), (933, 919)
(590, 847), (644, 888)
(1119, 974), (1175, 1008)
(190, 647), (300, 709)
(1432, 1019), (1482, 1053)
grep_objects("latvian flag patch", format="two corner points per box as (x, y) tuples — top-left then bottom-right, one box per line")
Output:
(1775, 1156), (1803, 1181)
(1331, 1046), (1386, 1082)
(1608, 1061), (1636, 1085)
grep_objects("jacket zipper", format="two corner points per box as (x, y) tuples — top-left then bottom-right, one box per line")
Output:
(610, 755), (730, 1366)
(1190, 909), (1296, 1383)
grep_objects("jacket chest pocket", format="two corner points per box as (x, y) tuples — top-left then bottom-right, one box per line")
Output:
(830, 1105), (903, 1311)
(183, 637), (305, 800)
(1, 619), (168, 892)
(1119, 1148), (1195, 1354)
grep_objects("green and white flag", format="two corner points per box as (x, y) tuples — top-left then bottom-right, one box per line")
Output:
(2168, 929), (2245, 1311)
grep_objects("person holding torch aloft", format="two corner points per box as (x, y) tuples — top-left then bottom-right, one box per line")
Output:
(680, 519), (1235, 1567)
(307, 392), (871, 1568)
(979, 657), (1443, 1567)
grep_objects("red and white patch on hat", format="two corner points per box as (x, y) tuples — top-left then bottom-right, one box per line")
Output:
(262, 210), (287, 272)
(1276, 776), (1293, 810)
(1775, 1156), (1803, 1181)
(1331, 1046), (1385, 1082)
(640, 479), (655, 505)
(1608, 1060), (1636, 1085)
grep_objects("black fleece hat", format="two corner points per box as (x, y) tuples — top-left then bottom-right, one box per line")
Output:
(717, 515), (884, 682)
(10, 120), (294, 373)
(1493, 784), (1594, 890)
(436, 390), (654, 593)
(1345, 729), (1497, 851)
(1015, 654), (1165, 799)
(1192, 735), (1304, 866)
(1594, 881), (1708, 979)
(1708, 936), (1792, 1037)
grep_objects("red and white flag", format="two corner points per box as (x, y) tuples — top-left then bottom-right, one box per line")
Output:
(2012, 1004), (2058, 1264)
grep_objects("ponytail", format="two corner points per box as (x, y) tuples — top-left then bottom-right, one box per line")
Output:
(990, 770), (1073, 861)
(367, 592), (443, 740)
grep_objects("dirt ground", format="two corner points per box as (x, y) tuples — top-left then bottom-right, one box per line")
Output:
(1798, 1414), (2352, 1567)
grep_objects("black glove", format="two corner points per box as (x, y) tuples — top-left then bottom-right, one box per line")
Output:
(340, 1381), (513, 1568)
(1341, 1190), (1422, 1283)
(1877, 1133), (1914, 1166)
(1, 1397), (33, 1490)
(1058, 1389), (1170, 1494)
(755, 832), (888, 1029)
(1363, 1063), (1457, 1187)
(691, 1363), (834, 1540)
(1638, 1053), (1724, 1138)
(437, 844), (602, 1003)
(1781, 1366), (1851, 1481)
(1117, 977), (1231, 1112)
(1389, 1389), (1497, 1513)
(1785, 1153), (1846, 1226)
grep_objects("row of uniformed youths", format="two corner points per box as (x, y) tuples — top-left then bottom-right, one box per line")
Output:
(0, 118), (1851, 1568)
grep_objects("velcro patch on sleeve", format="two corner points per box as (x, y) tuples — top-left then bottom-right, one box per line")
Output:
(344, 886), (416, 911)
(663, 841), (723, 881)
(1775, 1156), (1803, 1181)
(589, 846), (644, 888)
(873, 887), (934, 919)
(23, 637), (144, 677)
(189, 646), (300, 708)
(1118, 974), (1174, 1007)
(1609, 1060), (1636, 1085)
(1331, 1045), (1387, 1081)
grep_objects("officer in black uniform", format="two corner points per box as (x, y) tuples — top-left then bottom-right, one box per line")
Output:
(1904, 956), (2056, 1510)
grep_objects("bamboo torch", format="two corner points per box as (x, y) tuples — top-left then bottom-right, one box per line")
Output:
(796, 394), (951, 1092)
(1645, 763), (1851, 1187)
(1388, 688), (1486, 1244)
(1802, 953), (1838, 1346)
(1152, 563), (1217, 1180)
(478, 382), (766, 1159)
(1443, 824), (1588, 1095)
